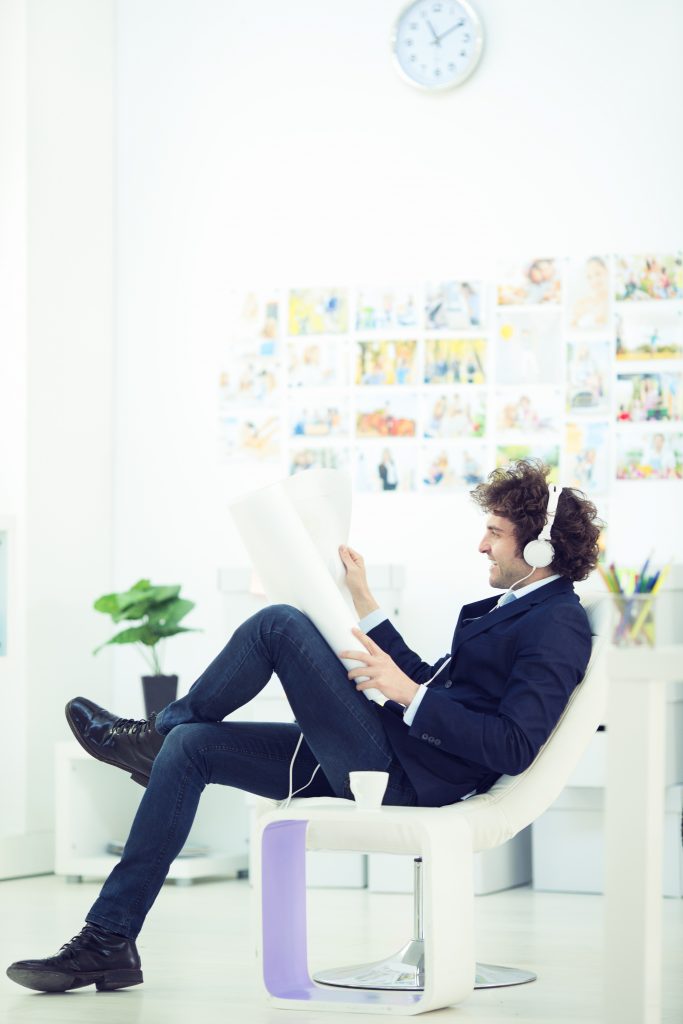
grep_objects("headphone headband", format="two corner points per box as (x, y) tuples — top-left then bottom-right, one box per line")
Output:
(539, 484), (561, 542)
(522, 483), (563, 570)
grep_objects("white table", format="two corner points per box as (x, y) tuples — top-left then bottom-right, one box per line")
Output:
(604, 645), (682, 1024)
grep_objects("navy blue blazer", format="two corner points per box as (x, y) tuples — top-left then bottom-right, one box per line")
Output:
(371, 577), (592, 808)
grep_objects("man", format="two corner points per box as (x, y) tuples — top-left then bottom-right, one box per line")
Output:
(7, 459), (601, 994)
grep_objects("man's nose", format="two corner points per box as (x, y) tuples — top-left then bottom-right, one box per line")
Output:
(478, 536), (489, 554)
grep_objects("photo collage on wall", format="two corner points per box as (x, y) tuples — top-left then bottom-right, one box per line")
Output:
(218, 254), (683, 499)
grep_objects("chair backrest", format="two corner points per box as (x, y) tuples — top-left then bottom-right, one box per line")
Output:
(450, 596), (609, 851)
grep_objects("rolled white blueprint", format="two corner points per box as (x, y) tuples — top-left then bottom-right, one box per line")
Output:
(229, 469), (384, 704)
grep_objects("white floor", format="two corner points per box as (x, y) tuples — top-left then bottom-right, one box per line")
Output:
(1, 874), (682, 1024)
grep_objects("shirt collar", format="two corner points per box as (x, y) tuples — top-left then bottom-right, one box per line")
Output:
(496, 573), (561, 606)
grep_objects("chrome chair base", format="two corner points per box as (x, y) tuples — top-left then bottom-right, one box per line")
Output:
(474, 962), (537, 989)
(313, 940), (536, 991)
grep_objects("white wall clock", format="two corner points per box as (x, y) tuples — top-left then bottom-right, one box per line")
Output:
(392, 1), (484, 92)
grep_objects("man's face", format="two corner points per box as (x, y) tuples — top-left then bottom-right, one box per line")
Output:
(478, 514), (530, 590)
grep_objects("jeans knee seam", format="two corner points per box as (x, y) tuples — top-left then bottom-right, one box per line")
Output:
(195, 743), (298, 764)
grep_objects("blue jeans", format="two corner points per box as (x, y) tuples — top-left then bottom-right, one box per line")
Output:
(86, 605), (417, 939)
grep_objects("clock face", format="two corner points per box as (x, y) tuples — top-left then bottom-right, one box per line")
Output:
(392, 1), (484, 91)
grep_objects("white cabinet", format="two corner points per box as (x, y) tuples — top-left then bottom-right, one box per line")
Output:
(532, 692), (683, 897)
(55, 742), (249, 884)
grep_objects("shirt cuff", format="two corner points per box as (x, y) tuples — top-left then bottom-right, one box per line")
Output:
(358, 607), (389, 633)
(402, 684), (428, 726)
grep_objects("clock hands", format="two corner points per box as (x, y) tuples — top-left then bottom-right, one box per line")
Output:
(426, 19), (441, 47)
(428, 18), (467, 46)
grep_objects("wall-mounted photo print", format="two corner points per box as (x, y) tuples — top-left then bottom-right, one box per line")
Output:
(288, 397), (349, 438)
(496, 312), (562, 385)
(566, 341), (611, 415)
(565, 421), (610, 494)
(218, 343), (280, 408)
(496, 388), (562, 435)
(565, 256), (611, 332)
(615, 372), (683, 423)
(286, 340), (348, 388)
(616, 304), (683, 361)
(355, 339), (418, 385)
(424, 281), (484, 330)
(355, 392), (418, 438)
(614, 253), (683, 302)
(288, 445), (350, 475)
(355, 287), (418, 330)
(497, 258), (561, 306)
(496, 443), (560, 483)
(219, 412), (280, 461)
(287, 287), (349, 335)
(616, 431), (683, 480)
(355, 443), (417, 493)
(234, 291), (280, 350)
(424, 338), (486, 385)
(422, 390), (486, 439)
(420, 443), (487, 491)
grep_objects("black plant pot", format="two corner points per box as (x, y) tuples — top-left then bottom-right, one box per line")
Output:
(142, 674), (178, 717)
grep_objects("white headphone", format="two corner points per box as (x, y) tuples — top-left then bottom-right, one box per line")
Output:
(522, 484), (561, 569)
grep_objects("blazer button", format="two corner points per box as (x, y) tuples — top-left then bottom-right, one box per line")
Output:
(434, 738), (441, 747)
(421, 733), (429, 741)
(444, 680), (452, 688)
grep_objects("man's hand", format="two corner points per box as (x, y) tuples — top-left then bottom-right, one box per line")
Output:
(340, 628), (420, 707)
(338, 545), (379, 618)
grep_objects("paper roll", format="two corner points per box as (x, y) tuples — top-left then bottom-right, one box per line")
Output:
(230, 470), (384, 704)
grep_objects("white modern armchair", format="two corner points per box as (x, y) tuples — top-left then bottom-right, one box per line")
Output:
(254, 597), (608, 1014)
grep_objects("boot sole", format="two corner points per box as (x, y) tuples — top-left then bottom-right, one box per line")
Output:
(64, 703), (149, 788)
(6, 964), (143, 992)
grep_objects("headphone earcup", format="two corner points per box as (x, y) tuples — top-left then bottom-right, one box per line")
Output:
(523, 538), (555, 569)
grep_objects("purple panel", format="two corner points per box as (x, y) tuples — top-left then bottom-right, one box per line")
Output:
(260, 818), (421, 1007)
(262, 819), (312, 998)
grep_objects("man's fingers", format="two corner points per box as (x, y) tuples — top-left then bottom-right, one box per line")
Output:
(339, 649), (371, 663)
(352, 627), (380, 654)
(338, 545), (352, 566)
(347, 666), (374, 680)
(340, 544), (365, 567)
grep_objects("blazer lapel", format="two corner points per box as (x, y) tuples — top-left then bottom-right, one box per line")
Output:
(452, 577), (573, 654)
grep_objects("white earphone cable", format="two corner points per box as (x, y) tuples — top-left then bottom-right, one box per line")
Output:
(279, 731), (321, 810)
(504, 564), (536, 598)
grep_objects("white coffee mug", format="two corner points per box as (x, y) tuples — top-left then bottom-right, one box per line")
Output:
(348, 770), (389, 809)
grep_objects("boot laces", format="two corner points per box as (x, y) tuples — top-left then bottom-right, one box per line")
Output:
(111, 713), (156, 737)
(59, 924), (101, 955)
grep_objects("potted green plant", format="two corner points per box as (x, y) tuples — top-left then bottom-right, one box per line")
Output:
(93, 578), (199, 716)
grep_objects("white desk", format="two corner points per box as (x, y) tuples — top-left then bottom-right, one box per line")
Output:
(604, 645), (682, 1024)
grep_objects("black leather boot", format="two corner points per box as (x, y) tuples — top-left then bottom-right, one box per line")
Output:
(65, 697), (165, 786)
(6, 923), (143, 992)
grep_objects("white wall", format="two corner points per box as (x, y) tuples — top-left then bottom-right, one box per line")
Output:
(0, 0), (28, 838)
(24, 0), (116, 836)
(110, 0), (683, 703)
(0, 0), (116, 871)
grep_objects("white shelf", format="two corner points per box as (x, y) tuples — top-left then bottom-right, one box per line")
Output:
(55, 741), (249, 884)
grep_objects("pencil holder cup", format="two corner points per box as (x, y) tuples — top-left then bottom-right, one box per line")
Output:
(610, 589), (682, 648)
(611, 594), (657, 647)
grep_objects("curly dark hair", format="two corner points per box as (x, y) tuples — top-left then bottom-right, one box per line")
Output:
(470, 459), (603, 582)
